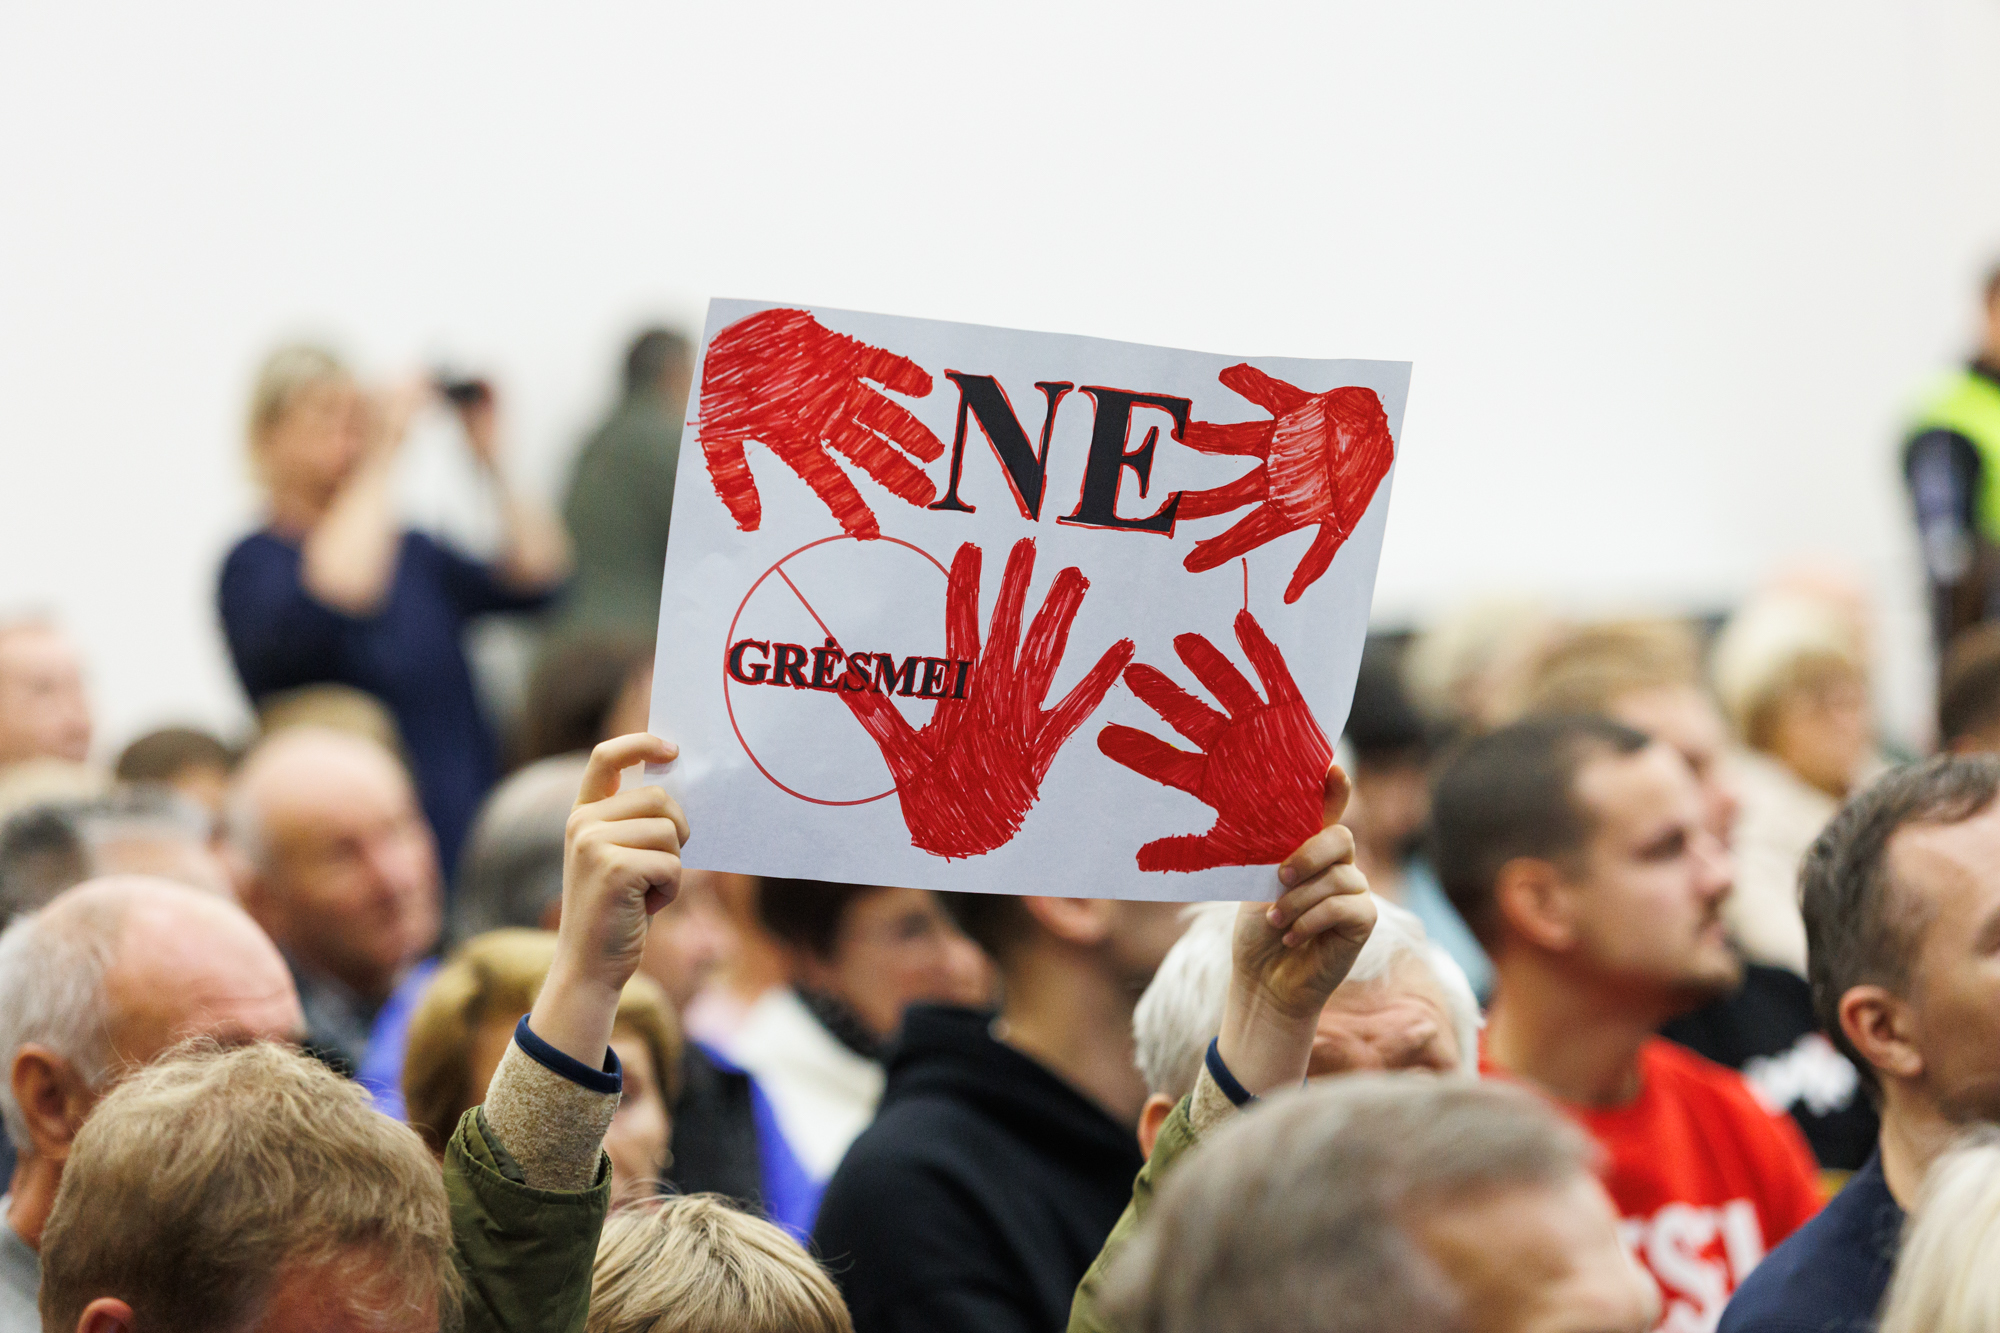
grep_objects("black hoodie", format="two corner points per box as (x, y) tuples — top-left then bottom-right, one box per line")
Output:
(811, 1005), (1146, 1333)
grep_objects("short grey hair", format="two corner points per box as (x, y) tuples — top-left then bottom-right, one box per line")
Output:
(1101, 1075), (1594, 1333)
(0, 788), (212, 927)
(1132, 897), (1481, 1100)
(449, 754), (589, 947)
(0, 895), (127, 1154)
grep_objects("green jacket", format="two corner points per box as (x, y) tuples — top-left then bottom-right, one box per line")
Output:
(447, 1105), (612, 1333)
(558, 392), (683, 641)
(1067, 1094), (1204, 1333)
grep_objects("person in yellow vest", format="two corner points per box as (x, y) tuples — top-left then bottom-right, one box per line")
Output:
(1906, 264), (2000, 647)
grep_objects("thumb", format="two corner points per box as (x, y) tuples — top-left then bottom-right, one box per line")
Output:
(1322, 764), (1351, 828)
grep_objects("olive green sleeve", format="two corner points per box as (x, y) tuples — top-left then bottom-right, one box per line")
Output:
(1068, 1070), (1237, 1333)
(447, 1105), (612, 1333)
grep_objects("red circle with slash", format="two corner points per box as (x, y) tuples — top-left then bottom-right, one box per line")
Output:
(723, 535), (951, 805)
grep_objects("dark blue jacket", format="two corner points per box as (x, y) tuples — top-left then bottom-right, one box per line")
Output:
(1718, 1152), (1903, 1333)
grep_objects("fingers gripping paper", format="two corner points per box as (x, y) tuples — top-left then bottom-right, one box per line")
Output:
(649, 300), (1408, 902)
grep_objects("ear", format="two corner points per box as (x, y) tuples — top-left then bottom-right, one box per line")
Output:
(77, 1299), (135, 1333)
(11, 1044), (97, 1160)
(1137, 1093), (1175, 1158)
(1838, 984), (1922, 1082)
(1020, 897), (1116, 948)
(1491, 857), (1578, 954)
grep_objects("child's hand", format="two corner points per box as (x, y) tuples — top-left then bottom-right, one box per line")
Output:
(531, 734), (689, 1068)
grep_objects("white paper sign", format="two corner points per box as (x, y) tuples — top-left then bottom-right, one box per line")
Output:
(648, 300), (1408, 901)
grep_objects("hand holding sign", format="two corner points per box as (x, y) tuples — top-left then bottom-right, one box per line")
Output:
(1098, 609), (1333, 872)
(841, 537), (1134, 858)
(698, 307), (946, 540)
(1178, 365), (1396, 604)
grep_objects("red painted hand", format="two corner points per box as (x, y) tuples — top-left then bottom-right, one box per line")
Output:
(697, 308), (945, 540)
(841, 538), (1135, 859)
(1098, 610), (1333, 872)
(1178, 365), (1395, 604)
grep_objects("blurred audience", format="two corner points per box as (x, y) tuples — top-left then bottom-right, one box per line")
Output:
(1877, 1129), (2000, 1333)
(226, 726), (442, 1106)
(0, 617), (92, 771)
(217, 343), (572, 878)
(1723, 756), (2000, 1331)
(1401, 595), (1559, 737)
(1095, 1078), (1657, 1333)
(812, 892), (1183, 1333)
(1905, 262), (2000, 649)
(683, 872), (791, 1047)
(1712, 591), (1882, 975)
(1343, 641), (1492, 998)
(0, 876), (305, 1328)
(1433, 716), (1823, 1328)
(1508, 619), (1877, 1170)
(518, 632), (655, 768)
(589, 1194), (854, 1333)
(1939, 623), (2000, 753)
(0, 788), (226, 929)
(728, 878), (992, 1210)
(112, 725), (234, 819)
(450, 752), (592, 944)
(402, 928), (678, 1210)
(1130, 897), (1477, 1155)
(557, 327), (695, 645)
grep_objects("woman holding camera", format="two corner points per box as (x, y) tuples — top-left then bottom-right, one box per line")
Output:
(219, 344), (572, 878)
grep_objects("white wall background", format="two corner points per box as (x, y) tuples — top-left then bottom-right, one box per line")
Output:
(4, 1), (1998, 754)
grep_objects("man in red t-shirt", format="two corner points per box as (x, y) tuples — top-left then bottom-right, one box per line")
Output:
(1433, 716), (1823, 1332)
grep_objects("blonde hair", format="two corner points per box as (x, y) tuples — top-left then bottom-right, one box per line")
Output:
(247, 342), (349, 444)
(39, 1040), (454, 1333)
(1879, 1128), (2000, 1333)
(589, 1194), (853, 1333)
(1500, 619), (1702, 723)
(403, 927), (682, 1153)
(1710, 595), (1866, 751)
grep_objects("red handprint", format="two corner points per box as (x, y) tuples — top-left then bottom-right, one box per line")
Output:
(1098, 609), (1332, 872)
(841, 538), (1135, 859)
(1178, 365), (1395, 604)
(697, 307), (945, 540)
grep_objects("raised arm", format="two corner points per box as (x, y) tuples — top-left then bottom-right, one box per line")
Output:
(458, 390), (574, 594)
(300, 380), (423, 615)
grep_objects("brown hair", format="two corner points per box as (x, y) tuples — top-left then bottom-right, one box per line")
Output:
(403, 928), (682, 1153)
(39, 1040), (454, 1333)
(1939, 626), (2000, 749)
(1801, 756), (2000, 1093)
(589, 1194), (853, 1333)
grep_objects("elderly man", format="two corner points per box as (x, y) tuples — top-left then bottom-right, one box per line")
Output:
(0, 875), (305, 1329)
(0, 620), (91, 772)
(228, 726), (443, 1101)
(1130, 894), (1479, 1155)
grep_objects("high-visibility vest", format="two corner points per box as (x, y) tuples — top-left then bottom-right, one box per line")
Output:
(1912, 368), (2000, 542)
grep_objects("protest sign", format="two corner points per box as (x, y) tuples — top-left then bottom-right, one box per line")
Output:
(648, 300), (1408, 901)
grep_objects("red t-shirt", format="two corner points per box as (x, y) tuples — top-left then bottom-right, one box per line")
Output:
(1483, 1038), (1824, 1332)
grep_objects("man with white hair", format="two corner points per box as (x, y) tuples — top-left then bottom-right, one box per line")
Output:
(1130, 895), (1479, 1154)
(0, 875), (305, 1330)
(227, 726), (442, 1102)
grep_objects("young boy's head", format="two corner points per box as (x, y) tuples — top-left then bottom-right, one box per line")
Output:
(589, 1194), (853, 1333)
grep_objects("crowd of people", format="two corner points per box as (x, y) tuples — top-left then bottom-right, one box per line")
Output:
(3, 277), (2000, 1333)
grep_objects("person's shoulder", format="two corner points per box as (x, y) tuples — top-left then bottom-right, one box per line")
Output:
(1715, 1193), (1874, 1333)
(220, 528), (294, 571)
(1642, 1037), (1781, 1121)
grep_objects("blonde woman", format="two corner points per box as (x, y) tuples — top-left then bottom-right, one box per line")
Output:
(1879, 1129), (2000, 1333)
(218, 345), (571, 877)
(403, 927), (680, 1210)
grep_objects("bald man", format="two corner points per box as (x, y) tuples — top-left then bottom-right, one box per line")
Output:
(0, 876), (304, 1329)
(227, 727), (443, 1098)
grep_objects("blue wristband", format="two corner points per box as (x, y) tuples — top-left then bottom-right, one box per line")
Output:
(513, 1015), (623, 1095)
(1204, 1036), (1257, 1108)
